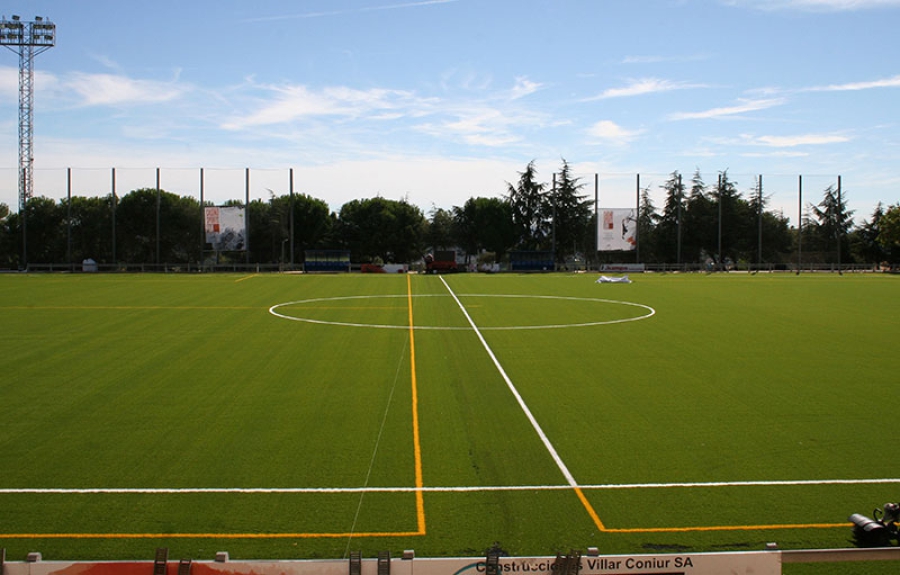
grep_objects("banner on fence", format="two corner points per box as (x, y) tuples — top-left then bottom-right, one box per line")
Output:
(205, 207), (246, 251)
(0, 552), (782, 575)
(598, 208), (636, 251)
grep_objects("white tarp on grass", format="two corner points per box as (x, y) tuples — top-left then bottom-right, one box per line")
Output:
(596, 275), (632, 283)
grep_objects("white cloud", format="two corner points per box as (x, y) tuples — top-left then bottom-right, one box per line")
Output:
(219, 75), (553, 152)
(754, 133), (850, 146)
(416, 104), (538, 148)
(509, 76), (542, 100)
(0, 66), (19, 100)
(222, 84), (420, 129)
(0, 66), (58, 104)
(668, 98), (786, 120)
(803, 74), (900, 92)
(586, 120), (644, 143)
(66, 72), (185, 106)
(742, 150), (810, 158)
(88, 53), (122, 72)
(250, 0), (459, 22)
(707, 131), (850, 148)
(724, 0), (900, 10)
(621, 54), (710, 65)
(586, 78), (706, 100)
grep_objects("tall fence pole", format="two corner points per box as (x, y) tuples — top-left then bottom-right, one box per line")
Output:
(245, 167), (250, 265)
(635, 173), (640, 263)
(289, 168), (295, 268)
(155, 167), (161, 266)
(66, 167), (71, 266)
(551, 172), (557, 268)
(717, 173), (723, 270)
(199, 168), (205, 264)
(757, 174), (763, 270)
(594, 173), (598, 270)
(111, 168), (116, 265)
(677, 173), (683, 267)
(797, 174), (803, 274)
(837, 175), (842, 273)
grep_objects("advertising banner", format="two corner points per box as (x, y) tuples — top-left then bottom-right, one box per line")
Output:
(3, 552), (782, 575)
(598, 208), (636, 251)
(205, 206), (246, 251)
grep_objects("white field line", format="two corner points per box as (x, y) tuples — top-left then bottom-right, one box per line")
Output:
(3, 479), (899, 495)
(268, 294), (655, 330)
(438, 276), (580, 488)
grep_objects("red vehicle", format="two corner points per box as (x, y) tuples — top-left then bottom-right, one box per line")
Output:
(424, 250), (458, 273)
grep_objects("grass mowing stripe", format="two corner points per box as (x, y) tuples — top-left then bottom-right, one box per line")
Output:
(438, 275), (606, 532)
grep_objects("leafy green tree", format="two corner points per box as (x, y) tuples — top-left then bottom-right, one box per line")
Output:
(757, 209), (793, 263)
(426, 207), (455, 251)
(452, 196), (516, 261)
(681, 169), (715, 263)
(116, 189), (159, 262)
(847, 204), (885, 264)
(250, 192), (334, 264)
(655, 172), (686, 263)
(289, 193), (332, 259)
(22, 196), (66, 264)
(713, 170), (746, 265)
(338, 196), (426, 263)
(0, 203), (10, 268)
(117, 188), (202, 263)
(247, 198), (277, 263)
(506, 160), (548, 250)
(636, 184), (659, 262)
(64, 195), (115, 263)
(551, 159), (594, 263)
(160, 192), (203, 263)
(877, 204), (900, 264)
(807, 183), (854, 258)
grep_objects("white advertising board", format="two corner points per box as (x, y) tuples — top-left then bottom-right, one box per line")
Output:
(205, 206), (246, 251)
(6, 552), (781, 575)
(597, 208), (637, 252)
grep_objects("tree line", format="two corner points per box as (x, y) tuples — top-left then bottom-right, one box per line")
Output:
(1, 160), (898, 269)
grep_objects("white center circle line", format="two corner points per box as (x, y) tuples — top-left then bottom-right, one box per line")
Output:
(269, 294), (655, 330)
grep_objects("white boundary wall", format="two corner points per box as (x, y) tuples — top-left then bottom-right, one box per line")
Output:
(5, 549), (900, 575)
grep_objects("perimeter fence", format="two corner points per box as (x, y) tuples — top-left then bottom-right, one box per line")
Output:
(0, 167), (886, 272)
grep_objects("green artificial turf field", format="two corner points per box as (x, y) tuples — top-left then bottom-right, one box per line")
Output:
(1, 271), (898, 568)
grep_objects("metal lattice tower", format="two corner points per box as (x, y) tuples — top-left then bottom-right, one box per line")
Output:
(1, 15), (55, 266)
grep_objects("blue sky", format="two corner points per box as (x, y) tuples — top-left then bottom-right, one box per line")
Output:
(2, 0), (899, 222)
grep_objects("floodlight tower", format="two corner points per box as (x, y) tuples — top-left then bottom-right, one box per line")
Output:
(1, 14), (55, 267)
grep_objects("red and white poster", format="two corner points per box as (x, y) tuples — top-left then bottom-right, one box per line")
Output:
(597, 208), (636, 251)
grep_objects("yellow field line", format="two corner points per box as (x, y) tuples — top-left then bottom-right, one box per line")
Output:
(290, 306), (409, 310)
(234, 274), (258, 282)
(407, 273), (427, 535)
(0, 531), (425, 540)
(601, 522), (846, 534)
(2, 306), (259, 310)
(574, 487), (607, 531)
